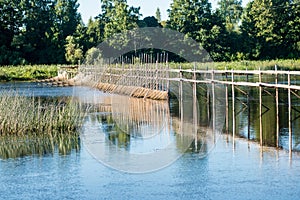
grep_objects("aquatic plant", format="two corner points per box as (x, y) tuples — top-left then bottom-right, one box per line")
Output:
(0, 91), (87, 136)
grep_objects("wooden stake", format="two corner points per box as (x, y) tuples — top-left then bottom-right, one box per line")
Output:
(275, 69), (279, 148)
(288, 72), (292, 155)
(259, 71), (263, 146)
(225, 72), (229, 134)
(232, 70), (235, 143)
(247, 73), (250, 140)
(212, 70), (216, 142)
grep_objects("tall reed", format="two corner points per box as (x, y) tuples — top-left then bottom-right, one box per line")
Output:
(0, 91), (87, 136)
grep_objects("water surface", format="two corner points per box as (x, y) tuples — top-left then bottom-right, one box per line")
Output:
(0, 82), (300, 199)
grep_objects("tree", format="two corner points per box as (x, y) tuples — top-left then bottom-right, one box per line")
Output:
(155, 7), (161, 22)
(52, 0), (82, 63)
(16, 0), (56, 64)
(287, 0), (300, 57)
(86, 18), (105, 48)
(100, 0), (141, 39)
(0, 0), (24, 65)
(143, 16), (160, 27)
(65, 35), (83, 64)
(168, 0), (212, 39)
(1, 0), (82, 65)
(85, 47), (102, 65)
(217, 0), (243, 32)
(167, 0), (231, 61)
(240, 1), (260, 59)
(241, 0), (293, 59)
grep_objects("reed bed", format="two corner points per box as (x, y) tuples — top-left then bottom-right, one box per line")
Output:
(0, 91), (87, 136)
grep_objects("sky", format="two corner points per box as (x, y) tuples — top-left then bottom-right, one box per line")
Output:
(77, 0), (249, 24)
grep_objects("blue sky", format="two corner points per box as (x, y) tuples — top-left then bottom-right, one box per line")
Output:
(77, 0), (249, 24)
(77, 0), (173, 24)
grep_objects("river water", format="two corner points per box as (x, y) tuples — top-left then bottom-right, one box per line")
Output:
(0, 82), (300, 199)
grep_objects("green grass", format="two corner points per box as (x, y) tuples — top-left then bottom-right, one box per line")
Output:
(0, 91), (87, 136)
(0, 65), (58, 81)
(169, 59), (300, 70)
(1, 60), (300, 82)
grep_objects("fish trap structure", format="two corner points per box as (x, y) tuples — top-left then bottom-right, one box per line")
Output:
(79, 54), (170, 100)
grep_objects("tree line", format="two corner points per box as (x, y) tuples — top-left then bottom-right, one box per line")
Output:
(0, 0), (299, 65)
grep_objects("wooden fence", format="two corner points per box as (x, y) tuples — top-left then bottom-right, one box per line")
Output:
(79, 64), (300, 155)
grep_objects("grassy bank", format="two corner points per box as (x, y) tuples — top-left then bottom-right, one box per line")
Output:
(1, 60), (300, 82)
(170, 59), (300, 70)
(0, 65), (58, 81)
(0, 91), (87, 136)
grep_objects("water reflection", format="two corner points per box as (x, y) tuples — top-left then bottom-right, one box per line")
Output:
(80, 93), (218, 173)
(228, 85), (300, 151)
(0, 134), (80, 159)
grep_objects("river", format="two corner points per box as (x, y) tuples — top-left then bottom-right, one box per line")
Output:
(0, 82), (300, 199)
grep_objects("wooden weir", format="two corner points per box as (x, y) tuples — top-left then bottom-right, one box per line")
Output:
(59, 62), (300, 155)
(90, 63), (300, 153)
(168, 68), (300, 156)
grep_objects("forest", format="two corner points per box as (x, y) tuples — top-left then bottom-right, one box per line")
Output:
(0, 0), (299, 65)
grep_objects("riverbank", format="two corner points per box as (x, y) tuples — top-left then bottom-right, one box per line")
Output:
(1, 59), (300, 82)
(0, 65), (58, 81)
(172, 59), (300, 70)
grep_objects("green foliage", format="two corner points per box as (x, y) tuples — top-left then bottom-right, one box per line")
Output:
(100, 0), (141, 39)
(0, 65), (58, 81)
(167, 0), (232, 61)
(142, 16), (160, 27)
(167, 59), (300, 70)
(85, 47), (102, 65)
(65, 36), (83, 64)
(0, 0), (81, 65)
(217, 0), (243, 32)
(240, 0), (300, 59)
(1, 0), (299, 64)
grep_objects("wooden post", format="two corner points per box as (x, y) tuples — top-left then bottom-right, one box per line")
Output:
(225, 82), (229, 134)
(275, 67), (279, 148)
(224, 70), (229, 135)
(232, 70), (235, 143)
(193, 63), (198, 151)
(109, 63), (112, 83)
(166, 55), (170, 92)
(247, 73), (250, 140)
(193, 63), (197, 126)
(207, 84), (210, 125)
(160, 54), (163, 91)
(288, 72), (292, 155)
(156, 55), (159, 90)
(259, 70), (263, 146)
(212, 70), (216, 141)
(179, 66), (183, 127)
